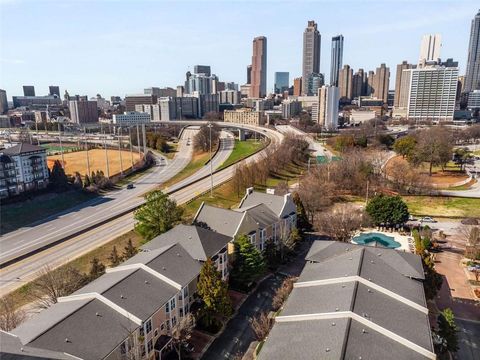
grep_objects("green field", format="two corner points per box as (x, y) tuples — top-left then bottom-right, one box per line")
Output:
(402, 196), (480, 218)
(218, 139), (265, 170)
(1, 191), (97, 234)
(161, 151), (211, 190)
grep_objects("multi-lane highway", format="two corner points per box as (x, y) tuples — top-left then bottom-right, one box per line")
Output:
(0, 124), (281, 295)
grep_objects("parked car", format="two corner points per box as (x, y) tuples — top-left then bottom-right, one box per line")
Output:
(126, 183), (134, 189)
(408, 215), (416, 221)
(420, 216), (436, 223)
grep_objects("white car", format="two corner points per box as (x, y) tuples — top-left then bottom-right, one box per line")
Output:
(420, 216), (437, 223)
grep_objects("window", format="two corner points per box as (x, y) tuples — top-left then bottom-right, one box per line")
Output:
(160, 323), (165, 331)
(154, 328), (158, 337)
(171, 316), (177, 326)
(166, 301), (170, 313)
(166, 320), (170, 331)
(248, 233), (256, 245)
(139, 327), (145, 337)
(141, 345), (146, 357)
(120, 341), (127, 355)
(170, 297), (176, 311)
(145, 319), (152, 334)
(147, 339), (153, 353)
(180, 308), (184, 317)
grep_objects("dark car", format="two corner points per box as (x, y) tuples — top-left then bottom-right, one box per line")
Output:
(126, 183), (134, 189)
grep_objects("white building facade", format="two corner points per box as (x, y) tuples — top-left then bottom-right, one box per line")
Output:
(315, 85), (339, 130)
(113, 111), (151, 126)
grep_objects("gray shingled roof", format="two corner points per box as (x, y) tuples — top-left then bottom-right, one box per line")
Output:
(234, 203), (279, 229)
(0, 331), (75, 360)
(1, 143), (45, 155)
(141, 224), (231, 261)
(194, 204), (245, 237)
(25, 299), (138, 360)
(239, 191), (293, 217)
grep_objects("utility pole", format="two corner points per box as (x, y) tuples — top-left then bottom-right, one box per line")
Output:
(58, 122), (65, 167)
(136, 125), (141, 157)
(103, 128), (110, 178)
(142, 124), (147, 155)
(84, 127), (90, 176)
(118, 126), (123, 176)
(129, 127), (134, 169)
(208, 123), (214, 197)
(365, 179), (370, 205)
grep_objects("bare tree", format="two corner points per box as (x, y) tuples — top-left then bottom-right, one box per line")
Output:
(315, 203), (364, 242)
(250, 312), (274, 341)
(460, 226), (480, 259)
(193, 123), (220, 152)
(272, 277), (296, 311)
(0, 296), (26, 331)
(28, 265), (87, 309)
(171, 313), (195, 360)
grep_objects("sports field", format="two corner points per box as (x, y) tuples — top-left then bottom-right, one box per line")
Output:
(48, 149), (141, 177)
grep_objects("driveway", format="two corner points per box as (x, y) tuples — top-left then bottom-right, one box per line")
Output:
(454, 319), (480, 360)
(201, 274), (284, 360)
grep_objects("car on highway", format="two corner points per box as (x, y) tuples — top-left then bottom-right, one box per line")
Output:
(126, 183), (134, 189)
(420, 216), (436, 223)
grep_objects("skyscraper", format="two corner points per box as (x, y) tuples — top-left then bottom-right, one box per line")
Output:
(194, 65), (211, 76)
(250, 36), (267, 98)
(352, 69), (366, 99)
(307, 73), (324, 97)
(247, 65), (252, 84)
(0, 89), (8, 114)
(274, 72), (289, 94)
(419, 34), (441, 65)
(330, 35), (344, 87)
(464, 9), (480, 93)
(69, 100), (99, 124)
(23, 86), (35, 97)
(394, 61), (416, 108)
(293, 78), (302, 96)
(302, 21), (321, 95)
(49, 86), (60, 97)
(316, 85), (339, 130)
(373, 63), (390, 103)
(338, 65), (353, 100)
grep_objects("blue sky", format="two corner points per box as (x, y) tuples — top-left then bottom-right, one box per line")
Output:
(0, 0), (478, 99)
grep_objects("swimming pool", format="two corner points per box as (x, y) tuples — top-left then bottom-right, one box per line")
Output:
(352, 232), (402, 249)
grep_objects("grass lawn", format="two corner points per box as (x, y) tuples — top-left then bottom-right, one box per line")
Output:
(1, 190), (97, 234)
(3, 230), (143, 309)
(258, 162), (306, 190)
(402, 196), (480, 218)
(217, 139), (265, 170)
(161, 151), (211, 190)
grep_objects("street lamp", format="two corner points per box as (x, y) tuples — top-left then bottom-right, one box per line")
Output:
(207, 123), (214, 197)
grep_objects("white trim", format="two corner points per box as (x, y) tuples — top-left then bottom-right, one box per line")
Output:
(294, 276), (428, 314)
(276, 311), (436, 360)
(192, 201), (205, 222)
(58, 293), (142, 325)
(233, 212), (247, 238)
(106, 263), (182, 290)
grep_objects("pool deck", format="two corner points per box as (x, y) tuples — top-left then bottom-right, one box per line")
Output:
(351, 229), (412, 253)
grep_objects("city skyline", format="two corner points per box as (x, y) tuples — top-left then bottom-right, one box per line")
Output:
(0, 1), (479, 98)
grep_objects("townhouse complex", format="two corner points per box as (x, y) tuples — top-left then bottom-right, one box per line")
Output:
(2, 189), (297, 360)
(259, 241), (435, 360)
(0, 143), (49, 198)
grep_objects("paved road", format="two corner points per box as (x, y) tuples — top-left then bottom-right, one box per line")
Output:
(275, 124), (332, 158)
(0, 128), (195, 265)
(201, 275), (284, 360)
(0, 125), (283, 295)
(454, 319), (480, 360)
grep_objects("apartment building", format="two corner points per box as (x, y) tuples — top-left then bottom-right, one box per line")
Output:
(10, 224), (231, 360)
(223, 109), (266, 126)
(113, 111), (151, 125)
(0, 143), (49, 198)
(259, 241), (435, 360)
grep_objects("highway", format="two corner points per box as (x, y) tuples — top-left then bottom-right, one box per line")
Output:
(275, 124), (331, 158)
(0, 124), (281, 295)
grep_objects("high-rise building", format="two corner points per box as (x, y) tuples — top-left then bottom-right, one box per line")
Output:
(316, 85), (339, 130)
(464, 10), (480, 93)
(23, 86), (35, 97)
(405, 65), (458, 121)
(373, 63), (390, 103)
(366, 71), (375, 96)
(48, 86), (60, 97)
(467, 90), (480, 109)
(293, 78), (302, 96)
(247, 65), (252, 84)
(68, 100), (99, 124)
(352, 69), (366, 99)
(113, 111), (151, 125)
(419, 34), (441, 65)
(0, 89), (8, 114)
(220, 90), (241, 105)
(125, 94), (157, 111)
(330, 35), (344, 87)
(338, 65), (353, 100)
(394, 61), (416, 108)
(250, 36), (267, 98)
(307, 73), (324, 97)
(194, 65), (211, 76)
(302, 21), (321, 95)
(274, 72), (289, 94)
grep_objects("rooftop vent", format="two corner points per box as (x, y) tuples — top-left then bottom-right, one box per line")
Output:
(367, 289), (372, 293)
(370, 260), (374, 264)
(20, 348), (24, 352)
(335, 307), (339, 311)
(96, 312), (101, 317)
(362, 329), (367, 334)
(176, 253), (180, 257)
(162, 266), (166, 270)
(120, 294), (125, 299)
(326, 348), (330, 352)
(145, 280), (149, 284)
(331, 322), (336, 326)
(65, 338), (70, 343)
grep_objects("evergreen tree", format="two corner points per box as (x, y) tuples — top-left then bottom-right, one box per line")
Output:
(366, 195), (409, 226)
(134, 190), (183, 240)
(123, 239), (137, 259)
(91, 171), (97, 184)
(108, 246), (122, 266)
(292, 192), (311, 231)
(197, 258), (232, 326)
(88, 257), (105, 280)
(73, 172), (83, 188)
(49, 160), (69, 191)
(437, 308), (458, 353)
(83, 174), (91, 188)
(263, 238), (279, 269)
(231, 235), (266, 286)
